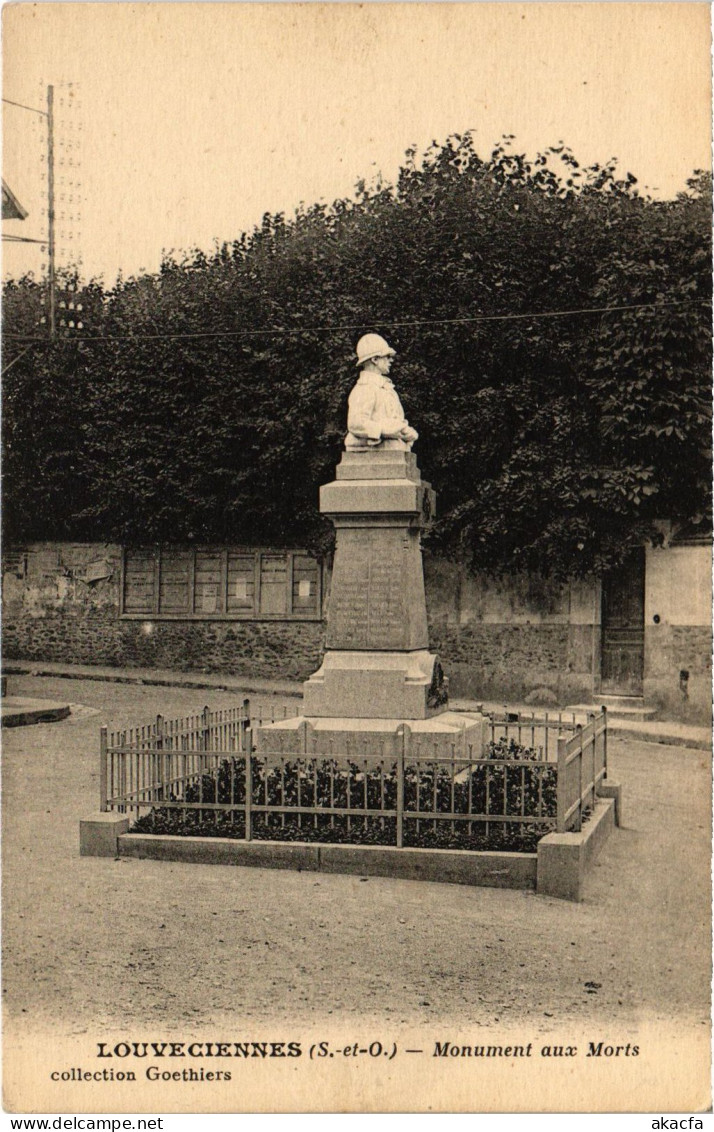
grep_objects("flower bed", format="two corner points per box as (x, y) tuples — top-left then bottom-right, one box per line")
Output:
(130, 738), (557, 854)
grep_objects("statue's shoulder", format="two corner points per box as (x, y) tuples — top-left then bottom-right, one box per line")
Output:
(353, 371), (380, 385)
(349, 371), (379, 395)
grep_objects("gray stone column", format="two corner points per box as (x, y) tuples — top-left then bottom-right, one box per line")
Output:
(303, 445), (444, 719)
(253, 441), (485, 762)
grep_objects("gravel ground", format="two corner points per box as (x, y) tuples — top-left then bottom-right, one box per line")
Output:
(2, 675), (711, 1037)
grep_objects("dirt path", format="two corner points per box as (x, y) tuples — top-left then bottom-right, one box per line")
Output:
(2, 676), (710, 1036)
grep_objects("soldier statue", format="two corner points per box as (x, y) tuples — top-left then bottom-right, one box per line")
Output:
(345, 333), (418, 450)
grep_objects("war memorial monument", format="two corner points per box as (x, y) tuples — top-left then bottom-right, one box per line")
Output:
(254, 333), (486, 762)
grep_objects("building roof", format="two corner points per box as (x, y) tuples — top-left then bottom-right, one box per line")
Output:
(2, 180), (28, 221)
(670, 518), (712, 546)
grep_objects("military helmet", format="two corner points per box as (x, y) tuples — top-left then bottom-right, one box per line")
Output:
(355, 332), (396, 367)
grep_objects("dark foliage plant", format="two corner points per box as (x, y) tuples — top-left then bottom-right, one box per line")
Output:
(130, 738), (557, 853)
(3, 136), (711, 577)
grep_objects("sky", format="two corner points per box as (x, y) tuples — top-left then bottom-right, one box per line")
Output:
(2, 2), (712, 284)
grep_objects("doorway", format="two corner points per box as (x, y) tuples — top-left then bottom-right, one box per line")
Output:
(600, 549), (645, 696)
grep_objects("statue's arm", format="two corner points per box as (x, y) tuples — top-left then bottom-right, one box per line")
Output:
(347, 385), (383, 441)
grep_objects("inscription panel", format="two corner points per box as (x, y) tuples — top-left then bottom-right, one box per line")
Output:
(327, 532), (410, 650)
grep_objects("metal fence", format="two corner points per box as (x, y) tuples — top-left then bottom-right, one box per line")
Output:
(100, 701), (253, 815)
(99, 700), (607, 846)
(485, 707), (580, 759)
(556, 709), (608, 832)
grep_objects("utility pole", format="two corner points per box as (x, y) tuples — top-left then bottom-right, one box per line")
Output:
(47, 83), (56, 339)
(2, 87), (60, 340)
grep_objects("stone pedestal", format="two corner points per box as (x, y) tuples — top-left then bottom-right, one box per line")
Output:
(303, 649), (440, 720)
(255, 442), (486, 762)
(252, 713), (487, 768)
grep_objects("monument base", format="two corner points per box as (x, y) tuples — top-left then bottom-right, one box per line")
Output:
(302, 649), (447, 720)
(253, 711), (487, 767)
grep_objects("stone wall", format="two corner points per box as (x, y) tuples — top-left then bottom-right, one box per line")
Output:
(643, 543), (712, 721)
(2, 542), (598, 701)
(2, 543), (324, 681)
(4, 540), (709, 717)
(424, 555), (597, 703)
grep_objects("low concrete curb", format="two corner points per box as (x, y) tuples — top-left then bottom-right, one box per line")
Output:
(80, 806), (621, 900)
(119, 834), (320, 873)
(536, 795), (619, 902)
(311, 844), (536, 888)
(607, 726), (711, 751)
(598, 780), (623, 826)
(1, 698), (71, 727)
(3, 663), (302, 699)
(81, 793), (622, 899)
(79, 813), (130, 857)
(7, 661), (710, 746)
(116, 833), (538, 890)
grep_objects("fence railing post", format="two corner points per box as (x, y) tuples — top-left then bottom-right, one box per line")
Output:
(299, 719), (309, 755)
(602, 705), (608, 783)
(576, 724), (583, 832)
(590, 713), (596, 811)
(556, 735), (567, 832)
(156, 713), (167, 806)
(396, 724), (409, 848)
(119, 734), (127, 814)
(241, 698), (251, 753)
(100, 726), (108, 812)
(245, 749), (252, 842)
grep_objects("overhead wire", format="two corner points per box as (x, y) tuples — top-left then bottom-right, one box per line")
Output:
(2, 297), (709, 344)
(1, 96), (48, 117)
(2, 235), (47, 245)
(1, 344), (34, 377)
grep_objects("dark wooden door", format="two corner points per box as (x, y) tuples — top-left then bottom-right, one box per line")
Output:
(601, 550), (645, 695)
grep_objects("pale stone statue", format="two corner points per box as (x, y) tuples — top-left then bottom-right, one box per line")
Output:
(345, 333), (419, 450)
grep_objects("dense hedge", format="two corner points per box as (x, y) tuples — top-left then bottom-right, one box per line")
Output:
(3, 136), (711, 576)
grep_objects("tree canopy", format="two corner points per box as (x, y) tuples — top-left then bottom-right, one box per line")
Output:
(3, 135), (711, 577)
